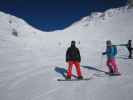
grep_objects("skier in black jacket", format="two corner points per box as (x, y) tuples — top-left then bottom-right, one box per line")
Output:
(127, 40), (133, 58)
(119, 40), (133, 59)
(66, 41), (83, 79)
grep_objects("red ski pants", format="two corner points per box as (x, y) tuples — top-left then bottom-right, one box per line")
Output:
(67, 61), (82, 78)
(107, 59), (118, 73)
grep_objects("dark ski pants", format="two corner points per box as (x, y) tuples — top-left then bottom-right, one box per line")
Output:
(67, 61), (82, 78)
(128, 49), (132, 58)
(107, 59), (118, 73)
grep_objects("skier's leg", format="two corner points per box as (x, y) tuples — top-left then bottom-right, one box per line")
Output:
(130, 49), (132, 58)
(74, 61), (82, 77)
(67, 61), (73, 78)
(111, 59), (118, 73)
(128, 49), (132, 58)
(107, 59), (113, 73)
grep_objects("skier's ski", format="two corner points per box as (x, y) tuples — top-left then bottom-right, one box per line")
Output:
(105, 72), (121, 76)
(57, 77), (92, 81)
(93, 72), (121, 77)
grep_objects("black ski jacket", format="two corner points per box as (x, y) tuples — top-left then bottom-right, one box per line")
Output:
(127, 42), (133, 50)
(66, 46), (81, 62)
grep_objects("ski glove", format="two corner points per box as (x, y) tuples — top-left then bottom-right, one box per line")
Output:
(102, 52), (106, 55)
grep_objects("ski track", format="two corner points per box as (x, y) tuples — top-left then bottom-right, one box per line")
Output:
(8, 67), (51, 90)
(31, 86), (64, 100)
(0, 57), (53, 88)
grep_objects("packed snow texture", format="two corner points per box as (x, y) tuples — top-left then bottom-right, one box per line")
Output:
(0, 6), (133, 100)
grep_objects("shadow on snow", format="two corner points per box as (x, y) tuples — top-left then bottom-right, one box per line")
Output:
(81, 65), (107, 73)
(54, 67), (77, 78)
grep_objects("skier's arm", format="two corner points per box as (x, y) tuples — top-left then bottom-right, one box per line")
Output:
(66, 49), (69, 62)
(102, 48), (110, 55)
(78, 50), (81, 62)
(117, 44), (127, 46)
(102, 52), (106, 55)
(77, 49), (81, 62)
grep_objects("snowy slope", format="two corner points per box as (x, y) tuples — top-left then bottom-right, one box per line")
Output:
(0, 6), (133, 100)
(0, 11), (46, 37)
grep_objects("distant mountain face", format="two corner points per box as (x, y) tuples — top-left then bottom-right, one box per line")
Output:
(0, 5), (133, 42)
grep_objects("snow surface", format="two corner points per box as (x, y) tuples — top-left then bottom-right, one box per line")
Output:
(0, 6), (133, 100)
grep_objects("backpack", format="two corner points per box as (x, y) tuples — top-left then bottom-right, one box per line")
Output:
(112, 45), (117, 56)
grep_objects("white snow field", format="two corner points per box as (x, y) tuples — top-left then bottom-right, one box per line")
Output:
(0, 6), (133, 100)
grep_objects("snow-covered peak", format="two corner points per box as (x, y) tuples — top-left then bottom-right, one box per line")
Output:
(71, 6), (130, 27)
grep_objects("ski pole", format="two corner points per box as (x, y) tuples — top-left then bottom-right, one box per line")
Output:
(100, 54), (104, 67)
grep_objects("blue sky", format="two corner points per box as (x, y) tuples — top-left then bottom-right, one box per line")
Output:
(0, 0), (127, 31)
